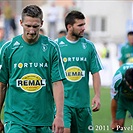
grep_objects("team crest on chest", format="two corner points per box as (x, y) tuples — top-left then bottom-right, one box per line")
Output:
(82, 43), (87, 49)
(42, 43), (48, 52)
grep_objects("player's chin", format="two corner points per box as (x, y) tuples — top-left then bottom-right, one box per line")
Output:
(27, 34), (36, 38)
(79, 32), (84, 37)
(79, 35), (84, 38)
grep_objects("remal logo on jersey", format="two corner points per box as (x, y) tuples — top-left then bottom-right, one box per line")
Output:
(66, 66), (85, 82)
(16, 73), (46, 93)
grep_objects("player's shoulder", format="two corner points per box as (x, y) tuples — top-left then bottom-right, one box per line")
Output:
(40, 35), (59, 49)
(0, 40), (10, 51)
(54, 36), (67, 48)
(120, 63), (133, 70)
(54, 36), (66, 44)
(0, 38), (14, 52)
(7, 35), (22, 48)
(115, 63), (133, 78)
(121, 42), (129, 49)
(80, 37), (96, 50)
(80, 37), (94, 45)
(0, 35), (25, 55)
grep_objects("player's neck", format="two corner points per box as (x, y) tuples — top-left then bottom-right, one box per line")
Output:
(66, 34), (79, 42)
(22, 34), (39, 44)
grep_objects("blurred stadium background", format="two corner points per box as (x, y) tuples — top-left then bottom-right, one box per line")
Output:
(1, 0), (132, 86)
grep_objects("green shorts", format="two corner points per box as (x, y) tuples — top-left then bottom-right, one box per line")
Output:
(64, 105), (94, 133)
(4, 121), (52, 133)
(116, 95), (133, 119)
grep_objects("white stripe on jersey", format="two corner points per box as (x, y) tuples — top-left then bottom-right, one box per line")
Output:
(110, 71), (122, 99)
(49, 39), (66, 80)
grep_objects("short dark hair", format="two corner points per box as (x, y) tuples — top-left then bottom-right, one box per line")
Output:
(22, 5), (43, 21)
(125, 68), (133, 87)
(59, 30), (67, 35)
(127, 31), (133, 36)
(65, 10), (85, 31)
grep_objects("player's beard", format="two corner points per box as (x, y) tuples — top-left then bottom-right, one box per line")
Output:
(72, 30), (84, 40)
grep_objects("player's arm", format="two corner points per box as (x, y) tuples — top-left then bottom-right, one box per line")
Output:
(110, 70), (122, 131)
(119, 61), (123, 66)
(52, 80), (64, 133)
(92, 72), (101, 112)
(110, 84), (119, 130)
(111, 98), (117, 122)
(0, 82), (7, 131)
(110, 98), (119, 131)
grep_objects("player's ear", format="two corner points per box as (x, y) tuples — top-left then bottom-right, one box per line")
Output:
(41, 20), (43, 27)
(20, 20), (23, 26)
(67, 24), (72, 31)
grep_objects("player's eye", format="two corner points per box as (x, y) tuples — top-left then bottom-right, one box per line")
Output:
(25, 25), (31, 28)
(33, 25), (39, 28)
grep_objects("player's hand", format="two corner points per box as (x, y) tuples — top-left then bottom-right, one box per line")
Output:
(92, 95), (100, 112)
(0, 120), (4, 132)
(110, 120), (119, 131)
(52, 116), (64, 133)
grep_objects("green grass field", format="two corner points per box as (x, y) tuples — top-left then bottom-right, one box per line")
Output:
(90, 87), (133, 133)
(1, 87), (132, 133)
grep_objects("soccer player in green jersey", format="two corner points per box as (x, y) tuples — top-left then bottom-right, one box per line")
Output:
(119, 31), (133, 66)
(118, 31), (133, 119)
(0, 5), (65, 133)
(110, 63), (133, 133)
(55, 11), (103, 133)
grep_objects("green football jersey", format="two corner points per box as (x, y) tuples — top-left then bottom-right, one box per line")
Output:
(56, 37), (102, 108)
(0, 35), (65, 126)
(119, 43), (133, 63)
(111, 63), (133, 100)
